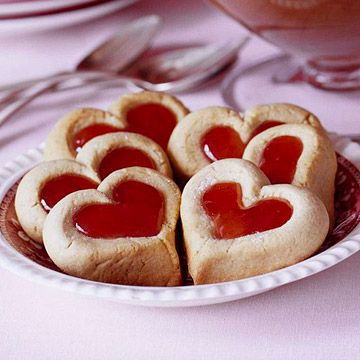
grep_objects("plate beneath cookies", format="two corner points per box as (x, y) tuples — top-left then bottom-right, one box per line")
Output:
(0, 134), (359, 307)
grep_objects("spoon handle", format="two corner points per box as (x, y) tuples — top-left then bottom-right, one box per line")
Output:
(0, 16), (162, 96)
(0, 73), (143, 127)
(0, 70), (115, 111)
(0, 73), (102, 127)
(0, 71), (71, 98)
(0, 82), (55, 127)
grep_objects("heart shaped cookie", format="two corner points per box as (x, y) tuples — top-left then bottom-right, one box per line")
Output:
(44, 108), (125, 161)
(44, 91), (189, 161)
(244, 103), (324, 138)
(76, 132), (173, 180)
(43, 167), (182, 286)
(15, 160), (100, 243)
(181, 159), (329, 284)
(168, 107), (246, 182)
(168, 103), (324, 181)
(243, 124), (337, 222)
(17, 131), (174, 243)
(109, 91), (190, 150)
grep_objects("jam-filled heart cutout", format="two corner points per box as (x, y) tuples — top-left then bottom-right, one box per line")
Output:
(76, 132), (173, 180)
(250, 120), (284, 139)
(98, 147), (156, 180)
(72, 123), (120, 153)
(125, 103), (178, 150)
(201, 126), (245, 162)
(168, 106), (246, 181)
(181, 158), (330, 284)
(18, 130), (173, 245)
(44, 92), (189, 161)
(243, 124), (337, 222)
(74, 180), (164, 238)
(44, 108), (126, 161)
(168, 104), (325, 182)
(43, 167), (182, 286)
(15, 160), (100, 244)
(109, 91), (190, 150)
(71, 103), (177, 152)
(202, 182), (292, 239)
(258, 135), (303, 184)
(200, 121), (289, 163)
(40, 174), (98, 212)
(200, 121), (286, 163)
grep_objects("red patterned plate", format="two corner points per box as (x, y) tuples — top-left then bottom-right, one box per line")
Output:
(0, 141), (359, 306)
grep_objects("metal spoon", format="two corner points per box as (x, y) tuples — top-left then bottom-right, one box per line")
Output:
(0, 37), (249, 126)
(134, 39), (249, 92)
(0, 15), (161, 98)
(0, 15), (161, 126)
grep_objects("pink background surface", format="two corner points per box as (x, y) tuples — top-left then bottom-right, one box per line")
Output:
(0, 1), (360, 359)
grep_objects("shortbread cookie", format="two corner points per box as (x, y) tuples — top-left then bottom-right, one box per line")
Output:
(168, 106), (246, 182)
(181, 159), (329, 284)
(15, 160), (99, 243)
(243, 124), (337, 222)
(244, 103), (324, 138)
(168, 104), (325, 181)
(43, 167), (182, 286)
(109, 91), (190, 150)
(44, 108), (125, 161)
(76, 132), (173, 180)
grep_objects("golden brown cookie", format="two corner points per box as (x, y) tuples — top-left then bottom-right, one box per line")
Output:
(43, 167), (182, 286)
(167, 103), (325, 182)
(243, 103), (324, 138)
(168, 106), (246, 182)
(168, 104), (324, 181)
(15, 160), (99, 243)
(76, 132), (173, 180)
(109, 91), (190, 150)
(243, 124), (337, 222)
(181, 159), (329, 284)
(44, 108), (124, 161)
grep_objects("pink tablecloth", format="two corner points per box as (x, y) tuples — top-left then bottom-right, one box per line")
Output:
(0, 1), (359, 359)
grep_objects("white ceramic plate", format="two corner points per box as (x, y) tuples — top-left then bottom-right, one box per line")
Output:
(0, 135), (359, 307)
(0, 0), (138, 35)
(0, 0), (101, 17)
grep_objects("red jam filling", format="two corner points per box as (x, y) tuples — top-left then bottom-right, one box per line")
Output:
(201, 126), (245, 162)
(72, 124), (120, 152)
(72, 103), (177, 152)
(73, 180), (164, 238)
(125, 103), (177, 150)
(250, 120), (284, 139)
(98, 147), (156, 180)
(202, 182), (292, 239)
(40, 174), (98, 212)
(259, 136), (303, 184)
